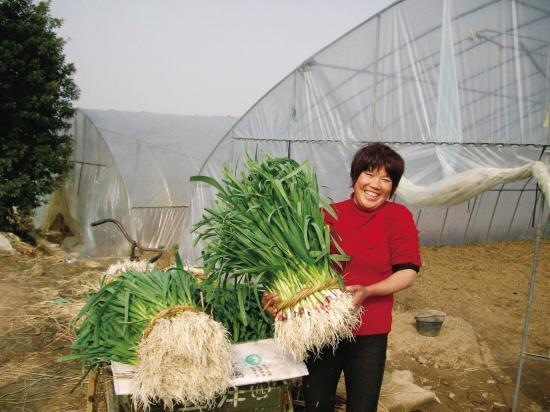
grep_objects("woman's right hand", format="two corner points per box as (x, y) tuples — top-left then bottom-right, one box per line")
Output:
(261, 291), (280, 317)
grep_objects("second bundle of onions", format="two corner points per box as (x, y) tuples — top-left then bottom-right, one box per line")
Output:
(192, 155), (361, 360)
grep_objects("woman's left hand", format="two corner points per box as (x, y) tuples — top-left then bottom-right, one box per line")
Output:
(346, 285), (371, 311)
(345, 269), (417, 311)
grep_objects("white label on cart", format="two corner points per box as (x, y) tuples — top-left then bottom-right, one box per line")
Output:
(110, 338), (308, 395)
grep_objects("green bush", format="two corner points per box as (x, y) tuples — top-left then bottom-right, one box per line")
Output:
(0, 0), (79, 229)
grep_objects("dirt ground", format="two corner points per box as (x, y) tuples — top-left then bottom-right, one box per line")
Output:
(389, 239), (550, 411)
(0, 236), (548, 411)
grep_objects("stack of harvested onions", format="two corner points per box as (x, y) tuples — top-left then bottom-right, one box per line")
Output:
(192, 155), (361, 360)
(63, 268), (232, 410)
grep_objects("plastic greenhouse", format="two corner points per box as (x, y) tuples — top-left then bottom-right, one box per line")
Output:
(179, 0), (549, 265)
(37, 108), (237, 256)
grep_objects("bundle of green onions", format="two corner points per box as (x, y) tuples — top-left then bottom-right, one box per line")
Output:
(192, 155), (361, 360)
(62, 267), (232, 410)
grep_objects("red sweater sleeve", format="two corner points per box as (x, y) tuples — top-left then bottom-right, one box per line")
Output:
(388, 205), (421, 269)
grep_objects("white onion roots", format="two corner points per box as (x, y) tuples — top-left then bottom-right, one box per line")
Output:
(274, 289), (362, 361)
(105, 259), (153, 276)
(131, 311), (232, 411)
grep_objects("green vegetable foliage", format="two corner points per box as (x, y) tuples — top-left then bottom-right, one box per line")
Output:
(192, 155), (349, 304)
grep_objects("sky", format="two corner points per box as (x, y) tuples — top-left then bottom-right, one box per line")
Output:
(49, 0), (394, 117)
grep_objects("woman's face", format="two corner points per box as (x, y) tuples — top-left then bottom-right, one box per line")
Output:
(353, 167), (393, 211)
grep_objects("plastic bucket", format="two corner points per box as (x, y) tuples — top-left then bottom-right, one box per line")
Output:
(414, 309), (445, 337)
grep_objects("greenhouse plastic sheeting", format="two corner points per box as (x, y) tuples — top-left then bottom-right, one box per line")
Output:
(36, 109), (237, 256)
(180, 0), (549, 264)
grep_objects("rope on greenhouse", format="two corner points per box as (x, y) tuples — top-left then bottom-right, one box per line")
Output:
(396, 161), (550, 208)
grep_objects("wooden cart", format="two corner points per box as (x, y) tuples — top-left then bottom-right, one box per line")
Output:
(86, 365), (295, 412)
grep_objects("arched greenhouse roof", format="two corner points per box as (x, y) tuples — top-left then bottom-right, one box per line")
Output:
(181, 0), (549, 263)
(221, 0), (549, 146)
(41, 109), (238, 256)
(80, 109), (239, 209)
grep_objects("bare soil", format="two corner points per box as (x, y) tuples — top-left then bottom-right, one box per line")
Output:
(390, 239), (550, 411)
(0, 238), (548, 411)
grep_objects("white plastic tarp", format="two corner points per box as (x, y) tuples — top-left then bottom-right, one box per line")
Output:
(37, 109), (237, 256)
(180, 0), (549, 264)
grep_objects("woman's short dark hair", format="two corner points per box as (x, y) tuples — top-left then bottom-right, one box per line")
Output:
(350, 143), (404, 196)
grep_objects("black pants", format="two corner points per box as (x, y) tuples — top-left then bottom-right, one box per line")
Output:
(303, 334), (388, 412)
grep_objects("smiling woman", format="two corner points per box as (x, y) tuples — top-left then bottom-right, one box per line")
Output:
(304, 142), (421, 412)
(350, 142), (404, 211)
(352, 168), (393, 211)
